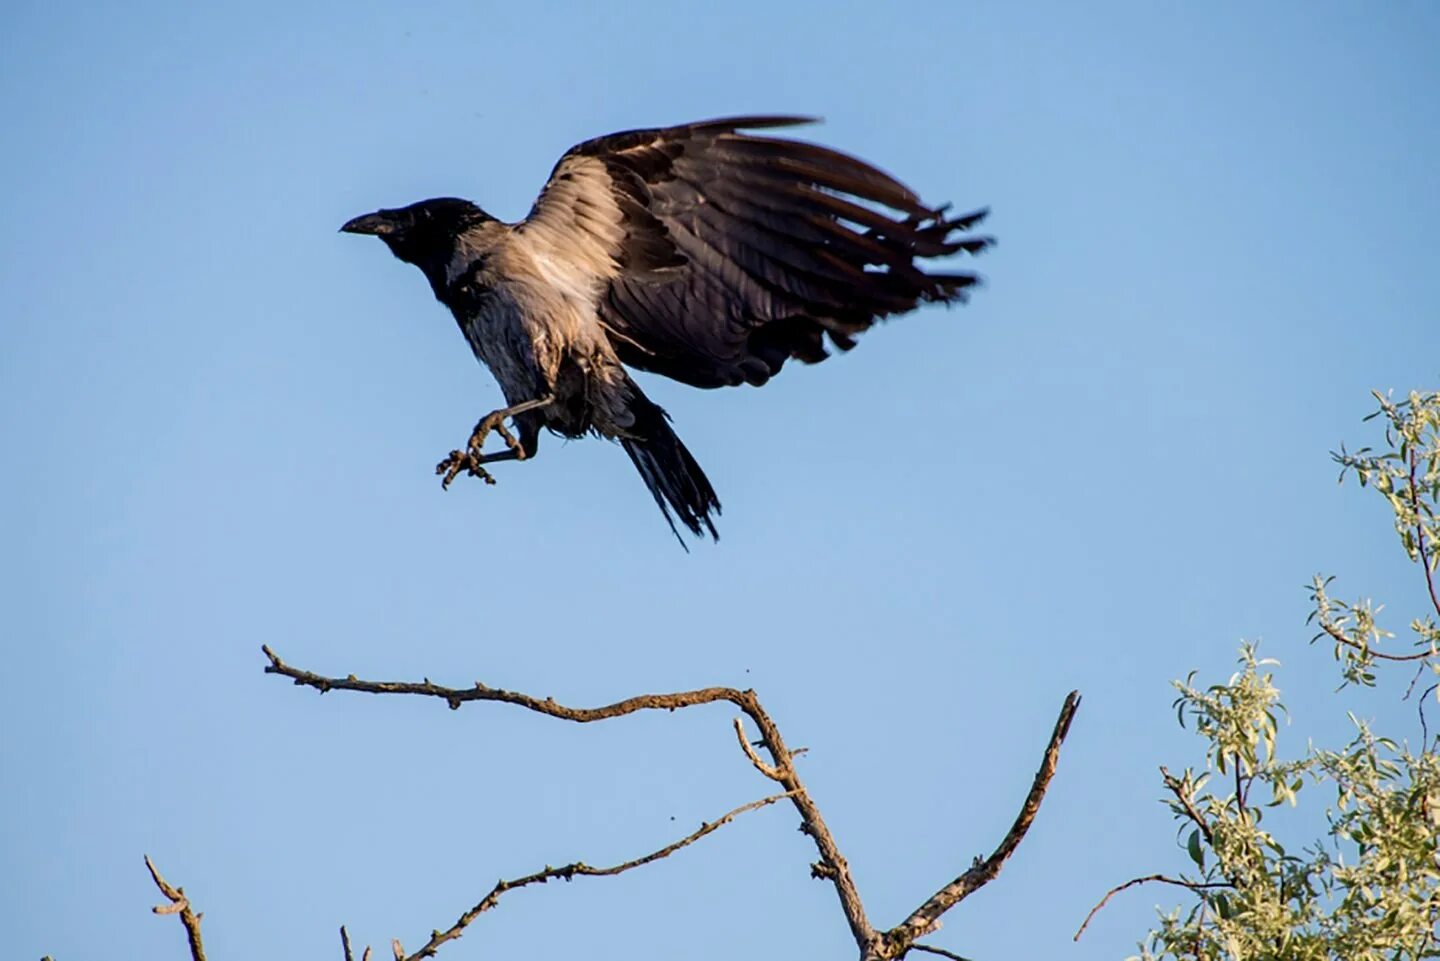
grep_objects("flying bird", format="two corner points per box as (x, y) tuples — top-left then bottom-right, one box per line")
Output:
(341, 116), (991, 543)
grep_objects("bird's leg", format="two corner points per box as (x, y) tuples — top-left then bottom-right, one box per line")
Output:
(435, 395), (554, 490)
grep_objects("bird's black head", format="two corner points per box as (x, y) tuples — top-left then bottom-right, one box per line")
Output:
(341, 198), (495, 292)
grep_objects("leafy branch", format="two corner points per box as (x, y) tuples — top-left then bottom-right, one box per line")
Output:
(1080, 387), (1440, 961)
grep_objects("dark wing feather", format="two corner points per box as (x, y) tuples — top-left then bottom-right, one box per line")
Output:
(525, 116), (992, 388)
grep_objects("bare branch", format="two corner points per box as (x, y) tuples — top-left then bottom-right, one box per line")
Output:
(263, 644), (754, 717)
(1074, 874), (1233, 941)
(1404, 661), (1429, 700)
(734, 716), (785, 781)
(910, 944), (974, 961)
(145, 856), (207, 961)
(880, 691), (1081, 958)
(399, 792), (795, 961)
(265, 648), (1081, 961)
(263, 645), (880, 954)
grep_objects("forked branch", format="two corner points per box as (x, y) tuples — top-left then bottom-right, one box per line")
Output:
(145, 856), (207, 961)
(261, 644), (876, 949)
(263, 645), (1080, 960)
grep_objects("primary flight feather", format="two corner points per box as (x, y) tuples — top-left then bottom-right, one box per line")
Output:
(341, 116), (991, 543)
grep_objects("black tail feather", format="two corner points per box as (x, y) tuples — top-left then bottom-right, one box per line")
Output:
(621, 392), (720, 547)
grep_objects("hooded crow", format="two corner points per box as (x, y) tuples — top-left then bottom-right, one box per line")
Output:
(341, 116), (990, 544)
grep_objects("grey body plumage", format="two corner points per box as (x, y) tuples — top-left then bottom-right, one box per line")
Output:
(341, 116), (991, 544)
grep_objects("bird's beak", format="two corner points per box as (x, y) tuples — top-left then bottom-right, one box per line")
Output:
(340, 211), (397, 236)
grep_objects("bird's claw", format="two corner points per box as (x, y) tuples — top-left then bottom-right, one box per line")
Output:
(435, 408), (525, 490)
(469, 409), (522, 456)
(435, 450), (497, 489)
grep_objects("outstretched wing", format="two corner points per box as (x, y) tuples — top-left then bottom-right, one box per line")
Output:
(516, 116), (992, 388)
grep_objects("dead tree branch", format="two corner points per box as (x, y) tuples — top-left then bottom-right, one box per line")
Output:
(389, 791), (794, 961)
(340, 924), (373, 961)
(263, 645), (1081, 960)
(145, 856), (208, 961)
(909, 945), (975, 961)
(877, 691), (1081, 958)
(261, 644), (877, 950)
(734, 715), (785, 781)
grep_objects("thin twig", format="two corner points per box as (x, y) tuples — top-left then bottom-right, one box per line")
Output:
(910, 944), (975, 961)
(1074, 874), (1232, 941)
(1422, 683), (1438, 744)
(734, 716), (784, 781)
(880, 691), (1081, 958)
(1404, 661), (1429, 700)
(1316, 620), (1434, 662)
(263, 645), (879, 953)
(145, 856), (207, 961)
(400, 792), (795, 960)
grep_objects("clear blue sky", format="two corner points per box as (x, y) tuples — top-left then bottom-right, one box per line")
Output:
(4, 2), (1438, 958)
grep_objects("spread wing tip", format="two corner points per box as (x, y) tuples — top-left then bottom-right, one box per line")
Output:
(688, 115), (821, 133)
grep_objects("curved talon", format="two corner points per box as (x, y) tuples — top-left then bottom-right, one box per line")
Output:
(436, 450), (496, 490)
(435, 396), (551, 489)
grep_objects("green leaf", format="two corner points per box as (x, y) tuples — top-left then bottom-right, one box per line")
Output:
(1187, 828), (1205, 870)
